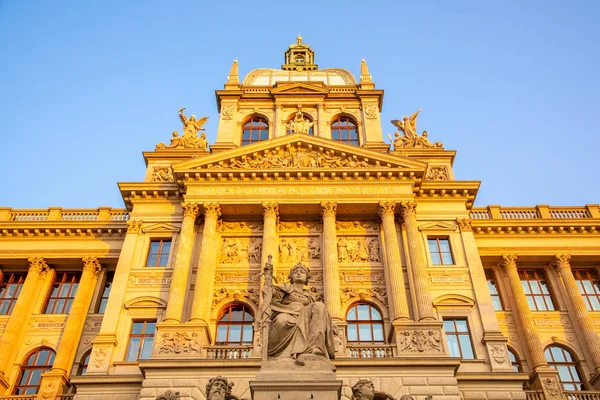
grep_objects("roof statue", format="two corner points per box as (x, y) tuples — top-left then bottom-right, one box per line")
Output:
(389, 108), (443, 149)
(155, 108), (209, 151)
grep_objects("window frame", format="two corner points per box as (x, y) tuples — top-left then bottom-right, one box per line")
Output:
(145, 239), (172, 268)
(544, 345), (586, 390)
(519, 269), (557, 311)
(0, 272), (26, 315)
(43, 272), (80, 314)
(95, 271), (114, 313)
(346, 302), (385, 344)
(427, 237), (455, 266)
(13, 347), (56, 395)
(330, 115), (359, 146)
(242, 116), (269, 146)
(507, 347), (522, 372)
(125, 320), (156, 362)
(443, 318), (475, 359)
(77, 350), (91, 375)
(485, 269), (504, 311)
(574, 269), (600, 311)
(215, 303), (254, 346)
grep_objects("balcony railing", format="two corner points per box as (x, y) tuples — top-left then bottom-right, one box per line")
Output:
(0, 207), (129, 223)
(566, 392), (600, 400)
(470, 205), (599, 220)
(346, 344), (395, 358)
(0, 394), (73, 400)
(525, 391), (544, 400)
(206, 345), (254, 360)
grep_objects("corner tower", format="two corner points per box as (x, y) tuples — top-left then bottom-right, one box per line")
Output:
(213, 37), (388, 153)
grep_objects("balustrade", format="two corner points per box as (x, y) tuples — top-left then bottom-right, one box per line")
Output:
(10, 211), (49, 221)
(346, 344), (395, 359)
(470, 206), (592, 220)
(551, 208), (589, 219)
(469, 209), (490, 219)
(525, 391), (545, 400)
(499, 208), (539, 219)
(4, 208), (129, 222)
(566, 392), (600, 400)
(206, 345), (253, 360)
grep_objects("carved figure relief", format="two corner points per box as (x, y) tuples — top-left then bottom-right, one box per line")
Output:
(287, 110), (314, 134)
(340, 287), (388, 307)
(398, 330), (442, 352)
(490, 345), (507, 364)
(151, 166), (174, 182)
(221, 105), (236, 120)
(205, 376), (234, 400)
(388, 108), (443, 149)
(208, 145), (385, 169)
(220, 238), (262, 264)
(155, 108), (209, 150)
(157, 331), (201, 354)
(542, 378), (561, 398)
(218, 221), (263, 232)
(279, 238), (320, 263)
(363, 104), (379, 119)
(425, 166), (449, 181)
(338, 237), (380, 262)
(91, 347), (108, 368)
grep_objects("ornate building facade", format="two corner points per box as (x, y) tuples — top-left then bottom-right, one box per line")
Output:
(0, 38), (599, 400)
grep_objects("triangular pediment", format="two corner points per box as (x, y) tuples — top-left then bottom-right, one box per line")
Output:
(173, 134), (427, 173)
(142, 223), (181, 234)
(418, 221), (458, 232)
(270, 82), (329, 95)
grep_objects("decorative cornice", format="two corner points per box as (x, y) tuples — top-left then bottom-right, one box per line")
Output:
(28, 257), (49, 275)
(472, 222), (599, 236)
(0, 226), (126, 239)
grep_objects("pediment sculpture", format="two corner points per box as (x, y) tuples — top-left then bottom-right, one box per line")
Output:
(388, 108), (443, 149)
(209, 145), (388, 169)
(287, 110), (314, 134)
(156, 108), (209, 151)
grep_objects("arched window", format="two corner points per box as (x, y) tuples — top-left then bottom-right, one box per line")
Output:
(331, 115), (359, 146)
(544, 345), (585, 390)
(507, 347), (522, 372)
(242, 116), (269, 146)
(216, 304), (254, 345)
(77, 350), (91, 375)
(346, 303), (384, 343)
(13, 348), (55, 395)
(286, 113), (314, 135)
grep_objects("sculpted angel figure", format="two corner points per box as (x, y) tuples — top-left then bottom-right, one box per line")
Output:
(390, 108), (421, 148)
(268, 262), (338, 366)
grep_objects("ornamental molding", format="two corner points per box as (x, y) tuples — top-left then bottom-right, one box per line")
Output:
(156, 331), (201, 354)
(123, 296), (167, 310)
(218, 221), (263, 232)
(432, 294), (475, 308)
(128, 274), (172, 287)
(534, 315), (572, 328)
(472, 222), (600, 236)
(212, 288), (260, 308)
(215, 271), (261, 284)
(340, 287), (388, 307)
(417, 221), (458, 232)
(335, 220), (379, 232)
(339, 270), (385, 284)
(0, 227), (126, 239)
(278, 221), (322, 232)
(428, 272), (471, 285)
(141, 222), (181, 234)
(397, 330), (443, 353)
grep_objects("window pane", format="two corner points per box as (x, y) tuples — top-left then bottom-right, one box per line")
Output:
(131, 322), (144, 334)
(430, 253), (441, 265)
(521, 281), (531, 294)
(357, 304), (370, 320)
(455, 320), (469, 332)
(447, 336), (460, 357)
(242, 325), (253, 342)
(544, 296), (555, 310)
(443, 320), (455, 333)
(140, 338), (154, 359)
(428, 240), (438, 252)
(441, 253), (454, 265)
(126, 338), (141, 361)
(371, 308), (381, 320)
(530, 281), (542, 294)
(29, 369), (42, 385)
(373, 324), (384, 341)
(590, 296), (600, 311)
(146, 255), (157, 267)
(534, 296), (547, 311)
(358, 324), (372, 341)
(459, 335), (474, 359)
(217, 326), (228, 342)
(438, 240), (451, 252)
(230, 309), (243, 321)
(347, 325), (358, 342)
(159, 254), (169, 267)
(551, 347), (565, 362)
(526, 296), (536, 310)
(557, 365), (571, 382)
(583, 280), (594, 293)
(55, 299), (66, 313)
(491, 297), (503, 311)
(347, 307), (357, 320)
(229, 325), (241, 342)
(145, 321), (156, 333)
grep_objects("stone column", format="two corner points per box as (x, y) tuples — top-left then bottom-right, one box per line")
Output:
(378, 201), (410, 321)
(399, 201), (435, 321)
(87, 220), (142, 375)
(164, 202), (201, 323)
(274, 105), (283, 137)
(38, 257), (103, 398)
(0, 257), (48, 392)
(321, 202), (342, 320)
(552, 254), (600, 373)
(499, 255), (548, 369)
(261, 203), (279, 266)
(317, 104), (325, 138)
(190, 203), (222, 323)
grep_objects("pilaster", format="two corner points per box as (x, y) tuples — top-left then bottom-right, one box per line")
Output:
(321, 202), (342, 320)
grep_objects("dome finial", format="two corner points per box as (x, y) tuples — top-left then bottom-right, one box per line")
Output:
(297, 34), (302, 44)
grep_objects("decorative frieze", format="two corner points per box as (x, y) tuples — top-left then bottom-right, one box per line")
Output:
(335, 220), (379, 231)
(337, 237), (381, 263)
(218, 221), (263, 232)
(220, 237), (262, 264)
(128, 274), (172, 287)
(215, 272), (260, 284)
(277, 221), (322, 232)
(0, 227), (126, 239)
(397, 330), (443, 353)
(279, 237), (320, 263)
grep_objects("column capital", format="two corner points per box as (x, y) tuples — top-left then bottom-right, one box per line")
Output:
(320, 202), (337, 217)
(551, 254), (571, 270)
(498, 254), (518, 270)
(399, 201), (417, 217)
(262, 202), (279, 218)
(202, 202), (221, 219)
(27, 257), (49, 275)
(317, 103), (325, 110)
(457, 218), (473, 232)
(182, 202), (202, 219)
(126, 219), (143, 234)
(377, 201), (396, 217)
(82, 257), (102, 277)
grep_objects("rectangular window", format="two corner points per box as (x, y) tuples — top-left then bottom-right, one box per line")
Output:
(485, 270), (504, 311)
(44, 272), (80, 314)
(96, 272), (114, 313)
(145, 239), (171, 267)
(427, 237), (454, 265)
(125, 320), (156, 361)
(574, 269), (600, 311)
(443, 318), (475, 359)
(0, 273), (26, 315)
(519, 269), (556, 311)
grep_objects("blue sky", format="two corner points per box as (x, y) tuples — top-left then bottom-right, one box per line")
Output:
(1, 1), (598, 209)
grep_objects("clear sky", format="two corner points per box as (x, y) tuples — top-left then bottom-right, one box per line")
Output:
(1, 1), (598, 209)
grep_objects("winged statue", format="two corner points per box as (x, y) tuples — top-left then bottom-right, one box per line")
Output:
(179, 108), (209, 137)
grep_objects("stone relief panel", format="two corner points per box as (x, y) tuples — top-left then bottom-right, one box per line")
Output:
(219, 237), (262, 264)
(156, 332), (201, 354)
(336, 220), (379, 232)
(218, 221), (263, 233)
(151, 166), (174, 182)
(278, 237), (321, 264)
(337, 237), (381, 263)
(425, 166), (449, 181)
(277, 220), (322, 232)
(397, 330), (443, 353)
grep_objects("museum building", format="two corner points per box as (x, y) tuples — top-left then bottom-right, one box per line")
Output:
(0, 37), (599, 400)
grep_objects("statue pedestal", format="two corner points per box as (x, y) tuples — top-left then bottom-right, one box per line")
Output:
(250, 356), (342, 400)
